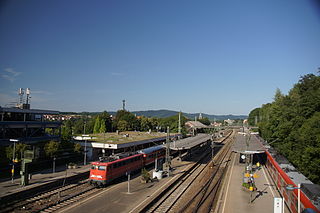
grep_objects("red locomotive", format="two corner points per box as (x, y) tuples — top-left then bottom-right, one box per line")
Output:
(255, 135), (320, 213)
(89, 145), (165, 186)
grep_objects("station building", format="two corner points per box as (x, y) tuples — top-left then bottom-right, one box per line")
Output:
(0, 104), (61, 146)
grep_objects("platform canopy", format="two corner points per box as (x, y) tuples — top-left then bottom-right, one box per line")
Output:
(170, 133), (211, 150)
(232, 133), (266, 154)
(185, 121), (209, 129)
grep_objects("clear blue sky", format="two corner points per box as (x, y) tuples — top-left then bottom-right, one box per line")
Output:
(1, 0), (320, 115)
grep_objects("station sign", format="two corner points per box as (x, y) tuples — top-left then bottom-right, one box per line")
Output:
(274, 197), (283, 213)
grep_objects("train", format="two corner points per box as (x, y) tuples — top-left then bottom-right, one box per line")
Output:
(254, 135), (320, 213)
(89, 145), (165, 186)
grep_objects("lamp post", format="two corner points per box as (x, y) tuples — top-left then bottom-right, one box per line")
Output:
(286, 184), (301, 213)
(211, 142), (215, 163)
(10, 139), (18, 183)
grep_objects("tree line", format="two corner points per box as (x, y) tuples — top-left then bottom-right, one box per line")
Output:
(248, 73), (320, 184)
(60, 110), (216, 140)
(0, 110), (212, 167)
(60, 110), (208, 140)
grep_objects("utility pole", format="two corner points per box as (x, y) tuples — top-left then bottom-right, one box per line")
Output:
(82, 134), (89, 165)
(178, 111), (181, 139)
(164, 127), (171, 176)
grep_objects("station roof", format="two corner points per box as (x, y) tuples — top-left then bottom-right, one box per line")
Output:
(0, 107), (60, 115)
(185, 121), (209, 129)
(169, 133), (211, 150)
(76, 135), (179, 150)
(232, 132), (265, 154)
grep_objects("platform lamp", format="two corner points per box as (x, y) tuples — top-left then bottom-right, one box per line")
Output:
(286, 184), (301, 213)
(9, 139), (19, 183)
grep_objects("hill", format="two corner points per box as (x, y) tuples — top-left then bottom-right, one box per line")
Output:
(62, 109), (247, 121)
(130, 109), (247, 121)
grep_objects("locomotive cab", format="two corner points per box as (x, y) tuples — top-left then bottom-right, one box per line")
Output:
(90, 162), (108, 186)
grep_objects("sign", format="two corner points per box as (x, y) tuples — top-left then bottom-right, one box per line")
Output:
(274, 197), (283, 213)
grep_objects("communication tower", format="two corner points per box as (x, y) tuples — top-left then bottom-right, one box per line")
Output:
(18, 88), (24, 106)
(26, 88), (31, 105)
(17, 88), (31, 109)
(122, 100), (126, 111)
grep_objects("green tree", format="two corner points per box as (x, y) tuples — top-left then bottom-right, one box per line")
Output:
(93, 116), (101, 134)
(100, 119), (106, 133)
(198, 117), (211, 126)
(99, 111), (112, 132)
(248, 108), (260, 126)
(73, 119), (84, 134)
(74, 143), (83, 153)
(44, 140), (59, 158)
(117, 120), (129, 131)
(5, 143), (28, 161)
(158, 113), (188, 133)
(249, 73), (320, 184)
(61, 119), (73, 141)
(114, 110), (139, 131)
(140, 116), (152, 131)
(85, 116), (95, 134)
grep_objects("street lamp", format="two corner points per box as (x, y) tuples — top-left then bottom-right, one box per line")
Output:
(286, 184), (301, 213)
(9, 139), (19, 183)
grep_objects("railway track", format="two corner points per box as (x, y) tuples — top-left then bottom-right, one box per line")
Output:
(1, 180), (99, 213)
(140, 131), (235, 213)
(178, 132), (235, 213)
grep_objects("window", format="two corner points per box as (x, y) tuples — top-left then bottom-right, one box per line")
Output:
(98, 166), (106, 171)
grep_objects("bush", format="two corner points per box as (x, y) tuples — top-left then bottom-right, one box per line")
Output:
(141, 168), (151, 183)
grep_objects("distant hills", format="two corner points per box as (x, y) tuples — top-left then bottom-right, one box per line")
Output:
(63, 109), (247, 121)
(130, 110), (247, 121)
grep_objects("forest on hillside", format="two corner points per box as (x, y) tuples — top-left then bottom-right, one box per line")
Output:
(248, 73), (320, 184)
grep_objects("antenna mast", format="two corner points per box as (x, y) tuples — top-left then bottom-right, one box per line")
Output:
(122, 100), (126, 111)
(18, 88), (24, 106)
(26, 88), (31, 105)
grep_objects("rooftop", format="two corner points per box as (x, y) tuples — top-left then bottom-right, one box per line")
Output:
(0, 107), (60, 115)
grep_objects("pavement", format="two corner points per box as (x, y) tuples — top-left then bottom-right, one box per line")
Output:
(0, 163), (91, 198)
(58, 158), (195, 213)
(0, 155), (196, 213)
(215, 133), (290, 213)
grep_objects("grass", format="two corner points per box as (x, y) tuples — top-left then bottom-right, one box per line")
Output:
(85, 131), (169, 144)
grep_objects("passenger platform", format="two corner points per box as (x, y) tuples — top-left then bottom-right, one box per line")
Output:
(0, 163), (91, 200)
(215, 133), (290, 213)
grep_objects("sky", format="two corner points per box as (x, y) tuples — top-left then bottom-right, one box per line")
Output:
(0, 0), (320, 115)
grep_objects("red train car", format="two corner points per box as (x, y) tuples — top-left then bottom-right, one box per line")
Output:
(89, 145), (165, 186)
(90, 153), (143, 186)
(254, 135), (319, 213)
(138, 145), (165, 166)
